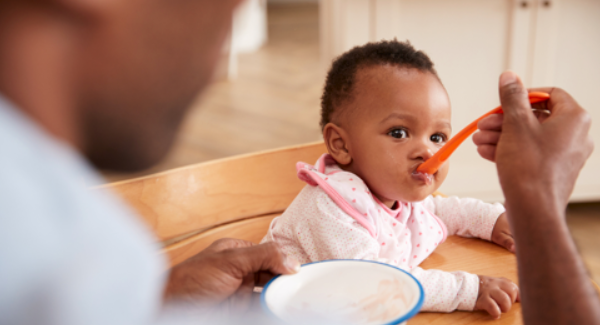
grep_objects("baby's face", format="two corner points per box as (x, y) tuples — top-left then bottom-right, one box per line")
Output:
(337, 65), (451, 205)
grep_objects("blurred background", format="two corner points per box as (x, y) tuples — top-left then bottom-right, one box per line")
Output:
(105, 0), (599, 282)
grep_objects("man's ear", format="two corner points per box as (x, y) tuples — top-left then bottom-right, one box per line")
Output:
(323, 123), (352, 166)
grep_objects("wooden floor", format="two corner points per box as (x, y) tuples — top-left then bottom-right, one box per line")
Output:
(104, 3), (600, 284)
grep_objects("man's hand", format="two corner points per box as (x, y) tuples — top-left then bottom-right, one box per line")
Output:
(491, 213), (515, 253)
(473, 71), (593, 207)
(164, 238), (300, 310)
(472, 71), (600, 325)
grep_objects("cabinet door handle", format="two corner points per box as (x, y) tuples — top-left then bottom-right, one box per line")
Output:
(520, 1), (529, 8)
(542, 0), (551, 8)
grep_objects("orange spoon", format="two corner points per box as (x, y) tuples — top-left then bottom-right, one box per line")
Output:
(416, 92), (550, 175)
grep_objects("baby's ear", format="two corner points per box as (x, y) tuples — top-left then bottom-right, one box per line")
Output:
(323, 123), (352, 165)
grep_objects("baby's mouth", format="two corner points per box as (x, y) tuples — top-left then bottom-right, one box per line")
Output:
(411, 166), (434, 185)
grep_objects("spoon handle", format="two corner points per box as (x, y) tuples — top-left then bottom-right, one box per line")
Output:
(416, 92), (550, 175)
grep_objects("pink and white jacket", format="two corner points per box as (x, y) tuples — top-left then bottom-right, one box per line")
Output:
(262, 154), (505, 312)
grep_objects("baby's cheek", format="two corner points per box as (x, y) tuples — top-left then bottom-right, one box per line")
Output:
(377, 175), (411, 201)
(435, 162), (450, 186)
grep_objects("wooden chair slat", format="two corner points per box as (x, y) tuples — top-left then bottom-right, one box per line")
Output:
(103, 141), (326, 241)
(163, 214), (279, 267)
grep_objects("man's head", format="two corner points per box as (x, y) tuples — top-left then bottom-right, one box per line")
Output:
(0, 0), (242, 171)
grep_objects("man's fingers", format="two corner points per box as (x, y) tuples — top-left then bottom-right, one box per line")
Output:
(206, 238), (256, 253)
(477, 114), (503, 132)
(231, 274), (256, 311)
(498, 71), (534, 125)
(528, 87), (556, 112)
(528, 87), (566, 114)
(473, 129), (499, 161)
(532, 109), (552, 123)
(530, 87), (589, 129)
(226, 242), (300, 280)
(476, 145), (496, 162)
(473, 130), (501, 146)
(255, 271), (277, 287)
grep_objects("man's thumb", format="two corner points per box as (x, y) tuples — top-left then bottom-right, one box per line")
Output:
(499, 71), (532, 123)
(233, 242), (300, 276)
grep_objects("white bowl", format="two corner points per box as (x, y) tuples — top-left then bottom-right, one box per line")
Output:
(261, 260), (424, 325)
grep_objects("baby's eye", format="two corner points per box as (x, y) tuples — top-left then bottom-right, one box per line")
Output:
(430, 133), (446, 144)
(388, 128), (408, 139)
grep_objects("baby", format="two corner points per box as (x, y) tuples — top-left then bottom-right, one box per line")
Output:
(262, 40), (519, 318)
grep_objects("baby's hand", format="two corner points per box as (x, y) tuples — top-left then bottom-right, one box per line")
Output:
(475, 275), (520, 319)
(491, 213), (515, 253)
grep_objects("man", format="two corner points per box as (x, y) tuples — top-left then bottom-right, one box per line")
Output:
(0, 0), (597, 324)
(0, 1), (298, 324)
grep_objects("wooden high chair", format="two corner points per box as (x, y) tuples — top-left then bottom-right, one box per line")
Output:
(103, 141), (525, 324)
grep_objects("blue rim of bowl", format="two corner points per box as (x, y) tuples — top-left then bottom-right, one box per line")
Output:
(260, 259), (425, 325)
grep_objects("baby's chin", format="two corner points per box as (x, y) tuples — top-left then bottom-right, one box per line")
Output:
(397, 187), (438, 203)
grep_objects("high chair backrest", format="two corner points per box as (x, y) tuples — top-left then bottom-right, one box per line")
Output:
(101, 141), (327, 266)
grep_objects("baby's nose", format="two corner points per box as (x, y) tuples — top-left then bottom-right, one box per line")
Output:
(413, 146), (434, 161)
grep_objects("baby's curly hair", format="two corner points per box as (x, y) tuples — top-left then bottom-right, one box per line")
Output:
(320, 40), (439, 129)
